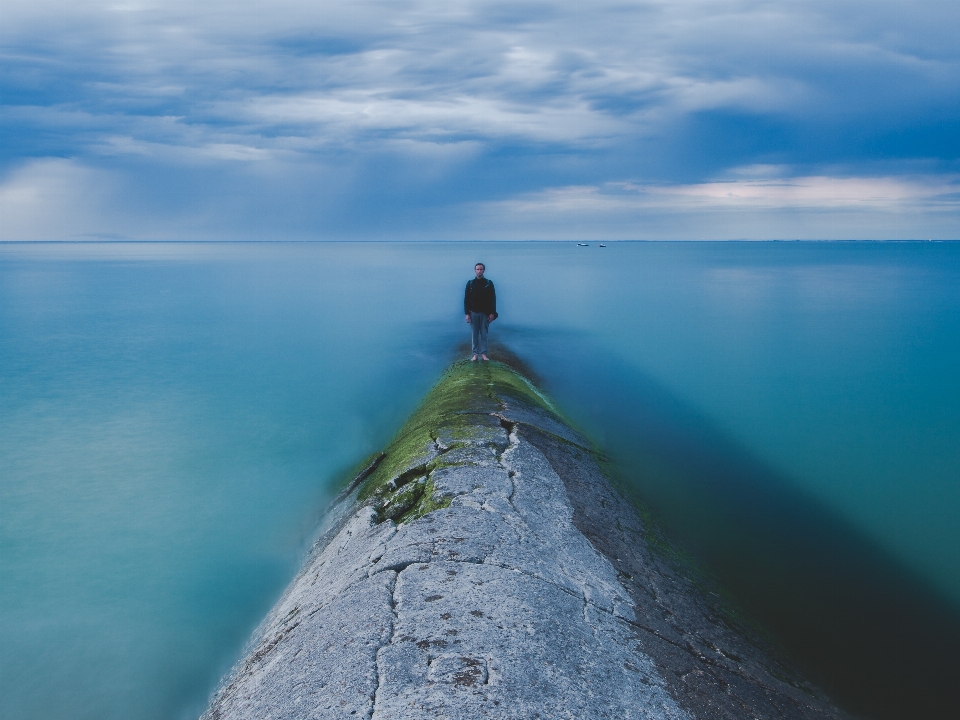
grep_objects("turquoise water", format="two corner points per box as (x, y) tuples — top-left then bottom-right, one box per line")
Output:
(2, 241), (958, 719)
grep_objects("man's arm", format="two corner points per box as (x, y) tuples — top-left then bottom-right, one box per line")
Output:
(488, 281), (496, 321)
(464, 280), (471, 322)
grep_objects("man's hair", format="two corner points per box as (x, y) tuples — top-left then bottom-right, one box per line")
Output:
(475, 263), (485, 270)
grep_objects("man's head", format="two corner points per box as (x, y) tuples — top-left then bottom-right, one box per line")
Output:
(475, 263), (485, 279)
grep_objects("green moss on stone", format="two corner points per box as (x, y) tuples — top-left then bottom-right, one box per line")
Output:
(379, 477), (427, 521)
(398, 478), (453, 524)
(357, 360), (551, 503)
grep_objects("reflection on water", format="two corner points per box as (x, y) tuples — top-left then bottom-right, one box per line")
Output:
(1, 241), (958, 720)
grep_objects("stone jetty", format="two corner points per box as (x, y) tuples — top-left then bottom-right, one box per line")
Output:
(202, 360), (848, 720)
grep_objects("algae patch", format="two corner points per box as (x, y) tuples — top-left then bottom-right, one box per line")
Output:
(357, 360), (549, 506)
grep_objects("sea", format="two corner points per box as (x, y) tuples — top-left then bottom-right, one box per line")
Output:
(2, 240), (958, 720)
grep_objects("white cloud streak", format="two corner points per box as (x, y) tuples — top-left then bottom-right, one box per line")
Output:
(493, 175), (960, 213)
(471, 174), (960, 239)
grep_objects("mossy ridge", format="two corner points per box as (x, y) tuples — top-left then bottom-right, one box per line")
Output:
(357, 360), (551, 505)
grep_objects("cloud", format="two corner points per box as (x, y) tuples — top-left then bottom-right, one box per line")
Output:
(0, 159), (119, 240)
(475, 174), (960, 239)
(1, 1), (958, 238)
(641, 175), (960, 210)
(236, 90), (624, 145)
(486, 174), (960, 213)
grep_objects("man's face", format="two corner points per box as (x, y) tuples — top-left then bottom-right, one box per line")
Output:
(475, 264), (485, 279)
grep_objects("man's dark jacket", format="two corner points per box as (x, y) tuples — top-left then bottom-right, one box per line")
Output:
(464, 278), (497, 316)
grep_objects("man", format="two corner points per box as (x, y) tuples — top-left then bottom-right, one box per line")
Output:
(464, 263), (497, 361)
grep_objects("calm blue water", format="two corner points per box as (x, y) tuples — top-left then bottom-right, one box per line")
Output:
(2, 241), (958, 719)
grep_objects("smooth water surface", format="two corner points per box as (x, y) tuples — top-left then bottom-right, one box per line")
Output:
(2, 241), (958, 719)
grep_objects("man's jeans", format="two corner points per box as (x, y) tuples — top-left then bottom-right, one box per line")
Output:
(469, 312), (489, 356)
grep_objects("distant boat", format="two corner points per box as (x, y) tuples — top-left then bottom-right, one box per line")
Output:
(577, 243), (589, 246)
(598, 244), (607, 248)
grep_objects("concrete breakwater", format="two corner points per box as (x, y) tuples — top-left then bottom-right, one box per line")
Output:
(202, 360), (848, 720)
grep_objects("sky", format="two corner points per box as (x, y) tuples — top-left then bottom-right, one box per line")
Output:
(1, 0), (959, 240)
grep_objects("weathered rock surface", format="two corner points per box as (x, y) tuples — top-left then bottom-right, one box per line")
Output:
(202, 361), (849, 720)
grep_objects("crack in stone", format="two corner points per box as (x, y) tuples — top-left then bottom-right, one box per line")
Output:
(362, 557), (642, 718)
(582, 597), (598, 637)
(492, 413), (521, 508)
(374, 559), (419, 575)
(496, 408), (596, 454)
(359, 425), (655, 713)
(369, 570), (400, 720)
(370, 551), (629, 630)
(623, 613), (789, 703)
(430, 433), (450, 454)
(626, 618), (700, 655)
(363, 429), (638, 626)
